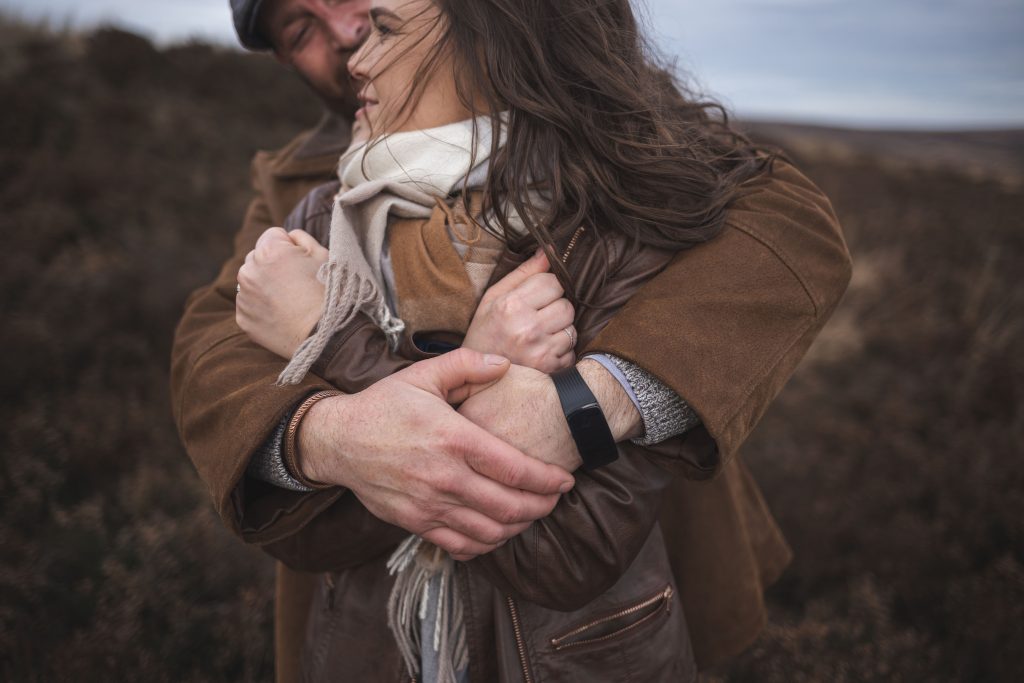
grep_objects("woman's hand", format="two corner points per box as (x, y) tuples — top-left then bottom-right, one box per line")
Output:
(236, 227), (328, 359)
(462, 249), (577, 374)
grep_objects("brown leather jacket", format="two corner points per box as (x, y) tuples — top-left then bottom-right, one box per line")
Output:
(272, 181), (698, 681)
(170, 114), (852, 681)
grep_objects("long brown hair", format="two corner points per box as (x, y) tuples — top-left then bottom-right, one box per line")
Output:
(370, 0), (771, 289)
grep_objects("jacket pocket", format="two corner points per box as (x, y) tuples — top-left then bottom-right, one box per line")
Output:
(549, 585), (674, 652)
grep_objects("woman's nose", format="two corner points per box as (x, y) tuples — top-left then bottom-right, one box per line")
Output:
(347, 37), (371, 80)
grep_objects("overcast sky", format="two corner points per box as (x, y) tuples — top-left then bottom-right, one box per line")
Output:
(3, 0), (1022, 129)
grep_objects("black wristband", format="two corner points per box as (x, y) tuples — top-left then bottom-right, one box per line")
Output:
(550, 366), (619, 471)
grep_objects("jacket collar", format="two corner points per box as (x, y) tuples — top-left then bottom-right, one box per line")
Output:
(270, 112), (353, 179)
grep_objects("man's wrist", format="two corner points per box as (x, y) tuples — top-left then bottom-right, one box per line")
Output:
(576, 358), (643, 442)
(295, 393), (350, 487)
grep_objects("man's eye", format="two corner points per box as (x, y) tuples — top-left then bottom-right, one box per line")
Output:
(290, 24), (311, 50)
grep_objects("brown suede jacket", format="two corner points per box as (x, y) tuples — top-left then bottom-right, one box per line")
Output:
(170, 114), (852, 681)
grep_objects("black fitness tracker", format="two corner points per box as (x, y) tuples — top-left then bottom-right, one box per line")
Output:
(550, 366), (619, 471)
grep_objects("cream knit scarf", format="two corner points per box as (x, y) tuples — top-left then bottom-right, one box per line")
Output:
(278, 115), (504, 385)
(277, 116), (523, 682)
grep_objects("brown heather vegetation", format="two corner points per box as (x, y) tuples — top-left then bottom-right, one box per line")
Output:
(1, 17), (1022, 683)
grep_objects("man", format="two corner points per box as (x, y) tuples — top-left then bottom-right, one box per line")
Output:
(171, 0), (852, 680)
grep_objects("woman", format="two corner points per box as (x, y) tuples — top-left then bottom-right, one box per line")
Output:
(237, 0), (770, 680)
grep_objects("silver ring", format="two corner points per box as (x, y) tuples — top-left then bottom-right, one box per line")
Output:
(563, 327), (576, 348)
(236, 283), (241, 294)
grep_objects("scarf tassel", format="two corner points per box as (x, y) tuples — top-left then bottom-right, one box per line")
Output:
(387, 537), (469, 683)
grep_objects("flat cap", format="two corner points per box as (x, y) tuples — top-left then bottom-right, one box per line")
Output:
(231, 0), (272, 51)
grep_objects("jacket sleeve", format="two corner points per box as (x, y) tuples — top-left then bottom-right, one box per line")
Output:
(471, 442), (674, 611)
(584, 159), (853, 479)
(169, 183), (344, 543)
(170, 171), (434, 561)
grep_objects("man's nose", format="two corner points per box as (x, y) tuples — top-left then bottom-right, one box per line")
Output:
(327, 16), (370, 51)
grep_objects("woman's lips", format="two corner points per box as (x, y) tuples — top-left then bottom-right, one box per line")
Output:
(355, 101), (379, 120)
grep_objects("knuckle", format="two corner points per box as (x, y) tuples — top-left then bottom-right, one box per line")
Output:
(559, 299), (576, 319)
(539, 273), (562, 293)
(430, 468), (457, 495)
(480, 526), (506, 546)
(501, 460), (526, 486)
(493, 300), (514, 322)
(496, 498), (524, 524)
(442, 537), (468, 556)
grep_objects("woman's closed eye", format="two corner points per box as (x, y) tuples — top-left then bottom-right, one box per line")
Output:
(372, 19), (395, 39)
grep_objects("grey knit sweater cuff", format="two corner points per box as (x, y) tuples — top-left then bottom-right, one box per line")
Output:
(246, 412), (315, 493)
(604, 354), (702, 446)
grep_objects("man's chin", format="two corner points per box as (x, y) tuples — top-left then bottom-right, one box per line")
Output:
(294, 70), (360, 119)
(321, 92), (361, 119)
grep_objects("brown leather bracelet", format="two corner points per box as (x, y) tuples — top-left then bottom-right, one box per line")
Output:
(283, 390), (343, 491)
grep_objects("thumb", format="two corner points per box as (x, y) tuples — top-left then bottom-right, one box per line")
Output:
(484, 248), (550, 299)
(403, 348), (511, 403)
(288, 229), (328, 258)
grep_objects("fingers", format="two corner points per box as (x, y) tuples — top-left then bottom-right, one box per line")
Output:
(420, 527), (501, 559)
(484, 248), (550, 299)
(405, 348), (511, 403)
(553, 350), (577, 371)
(254, 227), (291, 253)
(514, 272), (565, 310)
(537, 299), (576, 334)
(438, 506), (530, 547)
(288, 229), (328, 259)
(451, 470), (562, 525)
(460, 430), (574, 495)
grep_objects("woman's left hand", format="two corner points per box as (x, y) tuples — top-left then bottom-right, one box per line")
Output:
(235, 227), (328, 359)
(462, 249), (577, 374)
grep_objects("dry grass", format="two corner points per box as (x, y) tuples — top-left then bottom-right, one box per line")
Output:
(1, 18), (1021, 683)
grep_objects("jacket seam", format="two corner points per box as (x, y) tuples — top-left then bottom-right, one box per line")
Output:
(244, 489), (345, 546)
(727, 221), (822, 317)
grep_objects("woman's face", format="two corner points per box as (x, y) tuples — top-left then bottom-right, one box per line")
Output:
(347, 0), (470, 134)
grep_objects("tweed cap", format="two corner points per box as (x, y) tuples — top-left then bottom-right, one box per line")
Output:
(231, 0), (272, 50)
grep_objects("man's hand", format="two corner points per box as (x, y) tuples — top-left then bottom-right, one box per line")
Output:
(236, 227), (327, 359)
(297, 348), (577, 560)
(458, 359), (644, 473)
(462, 249), (577, 373)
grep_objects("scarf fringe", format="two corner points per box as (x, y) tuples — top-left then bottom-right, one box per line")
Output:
(276, 254), (404, 386)
(387, 536), (469, 683)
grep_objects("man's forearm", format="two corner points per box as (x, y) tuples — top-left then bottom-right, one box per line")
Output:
(577, 357), (644, 442)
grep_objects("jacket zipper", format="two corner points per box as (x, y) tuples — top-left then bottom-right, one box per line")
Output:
(506, 595), (534, 683)
(560, 225), (586, 265)
(549, 585), (674, 651)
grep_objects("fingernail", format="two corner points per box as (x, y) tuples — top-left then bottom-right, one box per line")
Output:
(484, 354), (509, 366)
(559, 481), (574, 494)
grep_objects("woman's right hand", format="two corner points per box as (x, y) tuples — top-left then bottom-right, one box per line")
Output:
(236, 228), (328, 359)
(462, 249), (577, 374)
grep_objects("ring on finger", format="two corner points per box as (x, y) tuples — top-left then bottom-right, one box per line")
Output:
(563, 326), (576, 348)
(236, 283), (241, 295)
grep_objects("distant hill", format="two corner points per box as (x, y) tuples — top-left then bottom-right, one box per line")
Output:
(743, 120), (1024, 187)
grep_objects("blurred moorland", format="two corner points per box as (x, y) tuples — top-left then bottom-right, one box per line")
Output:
(0, 16), (1022, 683)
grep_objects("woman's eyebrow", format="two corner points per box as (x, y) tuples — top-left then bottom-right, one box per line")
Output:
(369, 8), (402, 22)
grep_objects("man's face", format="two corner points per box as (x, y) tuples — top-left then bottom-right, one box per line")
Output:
(259, 0), (373, 115)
